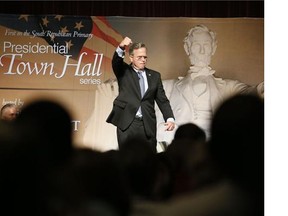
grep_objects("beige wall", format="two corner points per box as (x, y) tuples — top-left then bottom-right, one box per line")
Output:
(109, 17), (264, 85)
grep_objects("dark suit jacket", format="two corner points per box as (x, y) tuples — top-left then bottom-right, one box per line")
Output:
(106, 51), (174, 139)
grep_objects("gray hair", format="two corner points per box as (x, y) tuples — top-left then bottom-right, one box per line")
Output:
(129, 42), (146, 56)
(1, 103), (18, 116)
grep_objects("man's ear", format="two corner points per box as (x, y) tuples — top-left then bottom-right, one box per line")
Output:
(183, 43), (190, 56)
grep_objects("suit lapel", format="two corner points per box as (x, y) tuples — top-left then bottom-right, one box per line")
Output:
(145, 69), (153, 97)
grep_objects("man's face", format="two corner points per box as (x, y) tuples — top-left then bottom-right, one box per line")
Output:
(129, 47), (147, 70)
(2, 107), (18, 121)
(189, 31), (213, 67)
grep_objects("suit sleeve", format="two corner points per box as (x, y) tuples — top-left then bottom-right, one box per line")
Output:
(112, 51), (127, 78)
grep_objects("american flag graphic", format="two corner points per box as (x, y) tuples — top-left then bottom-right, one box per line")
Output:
(0, 14), (123, 58)
(0, 14), (123, 81)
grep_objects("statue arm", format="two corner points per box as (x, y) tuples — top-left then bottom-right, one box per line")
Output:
(225, 79), (264, 98)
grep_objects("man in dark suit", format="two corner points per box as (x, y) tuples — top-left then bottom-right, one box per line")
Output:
(106, 37), (175, 153)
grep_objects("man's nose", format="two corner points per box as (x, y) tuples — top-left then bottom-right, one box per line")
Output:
(200, 45), (205, 54)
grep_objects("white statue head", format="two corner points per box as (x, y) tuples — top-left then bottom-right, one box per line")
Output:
(184, 25), (217, 67)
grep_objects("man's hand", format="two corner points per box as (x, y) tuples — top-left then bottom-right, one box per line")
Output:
(165, 121), (175, 131)
(119, 37), (132, 49)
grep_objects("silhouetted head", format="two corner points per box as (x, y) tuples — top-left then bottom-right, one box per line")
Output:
(15, 99), (74, 167)
(119, 138), (158, 199)
(209, 94), (264, 192)
(174, 123), (206, 142)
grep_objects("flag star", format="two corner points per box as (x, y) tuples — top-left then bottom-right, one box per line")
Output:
(18, 15), (29, 22)
(42, 16), (49, 27)
(65, 40), (73, 50)
(61, 26), (69, 34)
(74, 21), (84, 31)
(55, 15), (64, 21)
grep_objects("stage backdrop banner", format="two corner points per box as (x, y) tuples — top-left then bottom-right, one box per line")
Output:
(0, 14), (264, 150)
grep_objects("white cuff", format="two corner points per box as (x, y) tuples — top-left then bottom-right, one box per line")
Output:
(166, 118), (175, 123)
(116, 46), (125, 58)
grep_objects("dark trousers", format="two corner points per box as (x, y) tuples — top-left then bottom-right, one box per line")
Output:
(117, 117), (157, 153)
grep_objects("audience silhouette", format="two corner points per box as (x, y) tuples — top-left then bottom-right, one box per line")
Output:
(132, 94), (264, 216)
(0, 95), (264, 216)
(209, 93), (264, 214)
(0, 99), (75, 215)
(160, 123), (220, 198)
(48, 148), (131, 216)
(118, 138), (159, 200)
